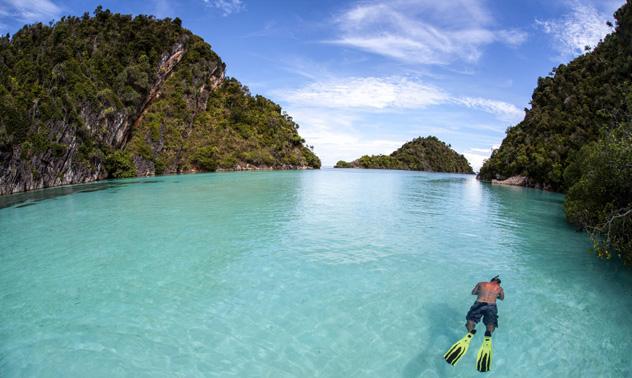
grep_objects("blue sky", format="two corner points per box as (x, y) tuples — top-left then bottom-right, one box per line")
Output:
(0, 0), (624, 169)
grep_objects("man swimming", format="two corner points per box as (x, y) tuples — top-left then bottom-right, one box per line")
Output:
(466, 275), (504, 335)
(444, 275), (504, 372)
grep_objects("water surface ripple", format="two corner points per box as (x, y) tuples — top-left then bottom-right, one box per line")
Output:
(1, 169), (630, 377)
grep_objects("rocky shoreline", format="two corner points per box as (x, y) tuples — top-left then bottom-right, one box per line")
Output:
(491, 175), (527, 186)
(489, 175), (553, 191)
(0, 166), (316, 196)
(216, 164), (314, 172)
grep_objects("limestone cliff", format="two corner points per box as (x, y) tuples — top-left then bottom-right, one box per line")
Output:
(0, 8), (319, 195)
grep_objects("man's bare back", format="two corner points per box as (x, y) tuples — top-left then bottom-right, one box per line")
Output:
(472, 281), (504, 304)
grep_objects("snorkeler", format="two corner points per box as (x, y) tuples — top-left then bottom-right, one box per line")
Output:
(444, 275), (504, 372)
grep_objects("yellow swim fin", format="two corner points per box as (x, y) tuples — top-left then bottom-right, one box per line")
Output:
(444, 331), (476, 366)
(476, 336), (493, 372)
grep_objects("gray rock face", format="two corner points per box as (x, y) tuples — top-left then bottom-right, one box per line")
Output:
(0, 143), (106, 195)
(0, 40), (225, 195)
(132, 156), (156, 177)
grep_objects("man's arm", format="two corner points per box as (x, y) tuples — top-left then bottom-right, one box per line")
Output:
(498, 287), (505, 300)
(471, 283), (480, 295)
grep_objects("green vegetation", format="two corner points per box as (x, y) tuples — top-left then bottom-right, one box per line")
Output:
(128, 77), (320, 172)
(478, 2), (632, 264)
(104, 151), (136, 178)
(0, 7), (186, 150)
(335, 136), (473, 174)
(564, 126), (632, 264)
(0, 7), (319, 194)
(334, 160), (353, 168)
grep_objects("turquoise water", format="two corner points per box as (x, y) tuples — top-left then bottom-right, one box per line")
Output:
(1, 169), (631, 377)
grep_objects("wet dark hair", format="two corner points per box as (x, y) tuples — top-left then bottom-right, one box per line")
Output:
(490, 275), (501, 284)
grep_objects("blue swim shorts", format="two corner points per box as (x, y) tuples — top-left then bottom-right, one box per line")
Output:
(466, 301), (498, 328)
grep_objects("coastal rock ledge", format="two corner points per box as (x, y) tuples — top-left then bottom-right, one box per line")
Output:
(488, 175), (554, 191)
(491, 175), (527, 187)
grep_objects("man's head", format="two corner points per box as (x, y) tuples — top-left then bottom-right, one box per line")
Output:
(490, 275), (501, 284)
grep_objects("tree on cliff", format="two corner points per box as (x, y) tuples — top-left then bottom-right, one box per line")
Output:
(335, 136), (473, 174)
(564, 125), (632, 265)
(478, 1), (632, 264)
(0, 7), (319, 195)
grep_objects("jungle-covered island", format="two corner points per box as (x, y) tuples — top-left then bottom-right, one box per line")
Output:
(0, 7), (320, 195)
(0, 4), (630, 264)
(1, 1), (632, 376)
(478, 3), (632, 264)
(334, 136), (473, 174)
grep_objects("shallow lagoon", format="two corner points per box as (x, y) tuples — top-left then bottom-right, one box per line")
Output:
(1, 169), (630, 377)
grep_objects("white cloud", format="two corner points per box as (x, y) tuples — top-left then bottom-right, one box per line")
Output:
(203, 0), (244, 16)
(276, 75), (522, 167)
(279, 76), (448, 109)
(536, 1), (614, 59)
(497, 29), (529, 46)
(461, 145), (494, 172)
(279, 57), (337, 81)
(290, 108), (509, 170)
(470, 147), (492, 153)
(461, 143), (502, 171)
(462, 153), (487, 172)
(454, 97), (524, 122)
(152, 0), (173, 19)
(328, 0), (527, 65)
(1, 0), (61, 22)
(277, 76), (523, 122)
(287, 107), (403, 166)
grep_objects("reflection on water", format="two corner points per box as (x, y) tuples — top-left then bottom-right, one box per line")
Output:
(0, 178), (164, 209)
(0, 169), (630, 377)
